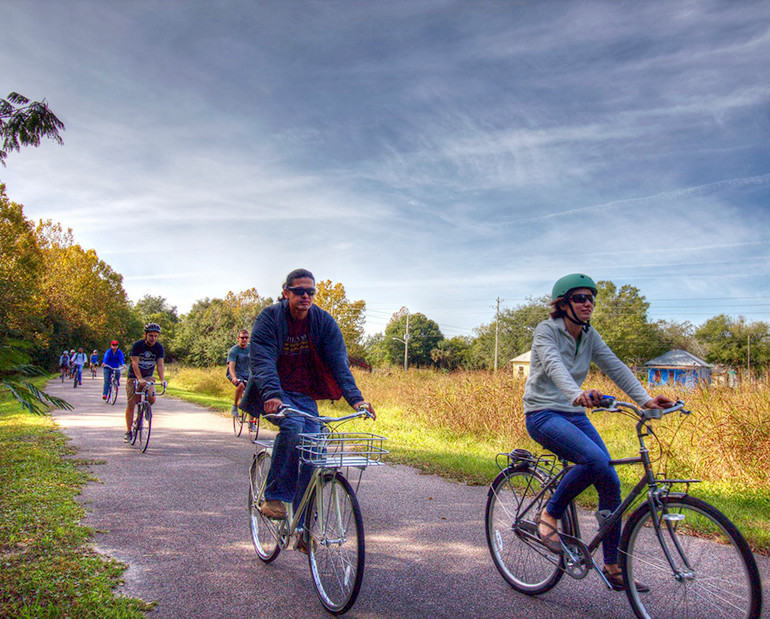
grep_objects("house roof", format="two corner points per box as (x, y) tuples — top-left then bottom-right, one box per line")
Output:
(645, 349), (712, 368)
(511, 351), (531, 363)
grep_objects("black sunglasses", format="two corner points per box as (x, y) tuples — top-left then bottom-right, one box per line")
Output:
(286, 286), (316, 297)
(570, 293), (595, 304)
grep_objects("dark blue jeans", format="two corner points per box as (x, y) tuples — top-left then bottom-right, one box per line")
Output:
(526, 409), (622, 564)
(264, 392), (321, 515)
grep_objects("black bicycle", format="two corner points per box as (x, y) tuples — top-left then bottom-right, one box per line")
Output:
(485, 399), (762, 619)
(130, 379), (166, 453)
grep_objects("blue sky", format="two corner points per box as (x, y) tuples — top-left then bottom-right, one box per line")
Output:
(2, 0), (770, 337)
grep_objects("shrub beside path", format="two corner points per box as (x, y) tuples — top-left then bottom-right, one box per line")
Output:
(48, 377), (769, 619)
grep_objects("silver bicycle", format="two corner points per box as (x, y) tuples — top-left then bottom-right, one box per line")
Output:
(248, 406), (387, 615)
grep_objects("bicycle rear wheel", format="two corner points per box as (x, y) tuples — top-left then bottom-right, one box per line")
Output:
(305, 471), (364, 615)
(248, 417), (260, 443)
(130, 411), (140, 446)
(248, 450), (281, 562)
(233, 411), (244, 437)
(137, 404), (152, 453)
(485, 465), (565, 594)
(621, 494), (762, 619)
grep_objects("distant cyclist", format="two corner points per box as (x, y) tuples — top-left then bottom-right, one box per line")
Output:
(124, 323), (165, 443)
(71, 347), (88, 386)
(227, 329), (250, 417)
(89, 349), (99, 376)
(58, 350), (70, 379)
(102, 340), (125, 400)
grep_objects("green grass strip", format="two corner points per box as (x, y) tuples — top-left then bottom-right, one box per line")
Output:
(0, 380), (151, 618)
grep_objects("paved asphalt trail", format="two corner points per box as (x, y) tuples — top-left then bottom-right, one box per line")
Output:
(49, 376), (768, 619)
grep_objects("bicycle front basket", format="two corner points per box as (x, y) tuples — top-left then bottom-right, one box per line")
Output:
(297, 432), (388, 468)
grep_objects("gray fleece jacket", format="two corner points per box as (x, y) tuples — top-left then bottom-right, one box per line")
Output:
(523, 318), (651, 414)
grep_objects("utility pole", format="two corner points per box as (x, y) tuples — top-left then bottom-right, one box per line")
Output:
(494, 297), (501, 372)
(404, 311), (410, 371)
(748, 334), (751, 381)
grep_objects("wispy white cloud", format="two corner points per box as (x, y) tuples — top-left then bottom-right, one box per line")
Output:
(2, 0), (770, 335)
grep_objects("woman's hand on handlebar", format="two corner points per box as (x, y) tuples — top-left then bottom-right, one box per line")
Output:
(643, 394), (676, 409)
(573, 389), (603, 408)
(353, 401), (376, 420)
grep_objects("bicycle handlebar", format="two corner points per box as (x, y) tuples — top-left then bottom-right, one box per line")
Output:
(263, 405), (374, 426)
(133, 378), (167, 396)
(593, 398), (689, 420)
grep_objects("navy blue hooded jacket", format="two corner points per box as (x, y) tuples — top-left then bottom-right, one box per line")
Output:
(239, 300), (362, 416)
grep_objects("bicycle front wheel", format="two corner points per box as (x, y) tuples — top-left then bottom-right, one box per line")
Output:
(305, 472), (364, 615)
(485, 465), (565, 594)
(138, 404), (152, 453)
(109, 381), (119, 405)
(248, 451), (281, 562)
(621, 494), (762, 619)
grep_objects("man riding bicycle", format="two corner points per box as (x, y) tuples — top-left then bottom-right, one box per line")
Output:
(227, 329), (250, 417)
(240, 268), (375, 522)
(124, 323), (165, 443)
(102, 340), (125, 400)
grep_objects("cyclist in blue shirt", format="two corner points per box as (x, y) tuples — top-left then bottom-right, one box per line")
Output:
(227, 329), (250, 417)
(102, 340), (125, 400)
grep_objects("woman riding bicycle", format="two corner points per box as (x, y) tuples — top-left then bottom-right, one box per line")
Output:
(523, 274), (674, 591)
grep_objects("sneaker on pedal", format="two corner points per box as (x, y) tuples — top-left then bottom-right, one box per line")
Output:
(231, 405), (239, 417)
(123, 431), (132, 443)
(260, 500), (287, 519)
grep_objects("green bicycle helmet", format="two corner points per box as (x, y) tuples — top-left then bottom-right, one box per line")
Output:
(552, 274), (598, 300)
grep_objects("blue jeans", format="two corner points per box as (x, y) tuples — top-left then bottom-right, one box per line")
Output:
(526, 410), (622, 564)
(103, 367), (120, 396)
(264, 392), (321, 514)
(75, 364), (83, 384)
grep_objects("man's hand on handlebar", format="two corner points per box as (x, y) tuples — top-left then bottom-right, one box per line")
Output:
(353, 401), (376, 420)
(643, 394), (676, 409)
(264, 398), (284, 415)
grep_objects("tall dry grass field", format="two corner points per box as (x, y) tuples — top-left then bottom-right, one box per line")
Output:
(166, 364), (769, 549)
(353, 368), (770, 492)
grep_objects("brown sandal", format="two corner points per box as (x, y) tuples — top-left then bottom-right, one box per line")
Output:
(537, 512), (562, 554)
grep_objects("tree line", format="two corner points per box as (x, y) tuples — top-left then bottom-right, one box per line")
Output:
(3, 186), (769, 376)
